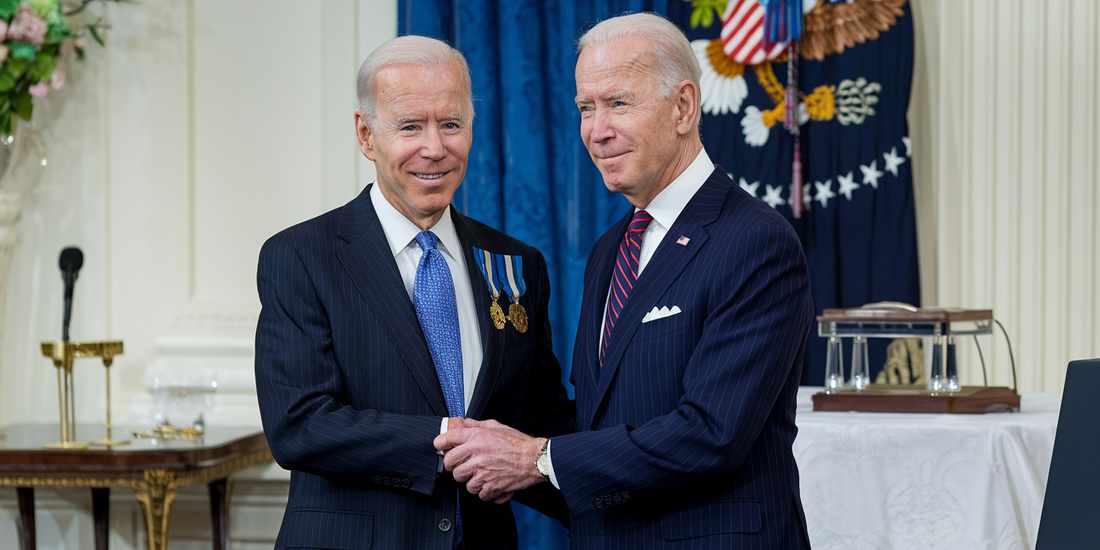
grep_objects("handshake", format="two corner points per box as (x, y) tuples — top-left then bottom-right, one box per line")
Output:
(434, 417), (549, 505)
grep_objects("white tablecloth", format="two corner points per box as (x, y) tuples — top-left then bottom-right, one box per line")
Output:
(794, 387), (1060, 550)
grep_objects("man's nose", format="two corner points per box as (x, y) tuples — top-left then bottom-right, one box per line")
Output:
(588, 109), (615, 142)
(420, 127), (446, 159)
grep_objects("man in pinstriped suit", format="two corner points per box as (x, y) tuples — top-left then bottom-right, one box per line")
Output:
(437, 13), (813, 549)
(255, 35), (573, 550)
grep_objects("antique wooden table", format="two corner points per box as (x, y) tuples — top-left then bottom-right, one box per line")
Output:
(0, 423), (273, 550)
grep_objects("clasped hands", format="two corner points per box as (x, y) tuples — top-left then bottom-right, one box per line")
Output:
(434, 417), (547, 504)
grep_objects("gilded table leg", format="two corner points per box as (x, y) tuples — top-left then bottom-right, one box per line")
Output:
(16, 487), (35, 550)
(208, 478), (229, 550)
(134, 471), (177, 550)
(92, 488), (109, 550)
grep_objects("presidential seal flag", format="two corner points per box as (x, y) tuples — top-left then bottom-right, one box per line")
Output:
(670, 0), (919, 384)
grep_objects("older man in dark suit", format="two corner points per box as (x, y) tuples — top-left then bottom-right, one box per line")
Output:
(255, 35), (573, 550)
(437, 13), (814, 549)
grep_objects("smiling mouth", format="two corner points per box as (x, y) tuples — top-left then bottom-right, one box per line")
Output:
(414, 173), (445, 180)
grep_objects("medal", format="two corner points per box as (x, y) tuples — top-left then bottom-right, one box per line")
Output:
(490, 301), (506, 329)
(497, 254), (529, 333)
(508, 303), (528, 333)
(473, 247), (506, 330)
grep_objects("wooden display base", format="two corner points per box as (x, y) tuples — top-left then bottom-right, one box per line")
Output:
(812, 385), (1020, 414)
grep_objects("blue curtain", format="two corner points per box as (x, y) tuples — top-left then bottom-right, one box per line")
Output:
(399, 1), (666, 548)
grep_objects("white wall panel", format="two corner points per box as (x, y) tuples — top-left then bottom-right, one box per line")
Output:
(911, 0), (1100, 392)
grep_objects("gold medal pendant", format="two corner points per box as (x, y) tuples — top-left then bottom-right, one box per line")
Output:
(508, 303), (528, 333)
(490, 300), (506, 330)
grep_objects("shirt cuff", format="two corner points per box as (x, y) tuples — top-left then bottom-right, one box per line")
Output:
(438, 417), (448, 456)
(546, 438), (560, 489)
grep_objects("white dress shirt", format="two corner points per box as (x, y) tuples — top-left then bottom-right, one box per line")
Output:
(369, 184), (483, 430)
(547, 148), (714, 489)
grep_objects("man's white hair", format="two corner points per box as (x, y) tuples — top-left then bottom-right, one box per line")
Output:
(577, 12), (702, 101)
(356, 35), (473, 127)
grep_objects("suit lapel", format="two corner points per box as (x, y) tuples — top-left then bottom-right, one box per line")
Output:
(452, 211), (503, 420)
(587, 169), (732, 427)
(336, 185), (449, 417)
(574, 212), (630, 417)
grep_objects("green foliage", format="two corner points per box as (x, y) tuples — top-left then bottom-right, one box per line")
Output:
(9, 41), (37, 62)
(29, 53), (56, 81)
(0, 72), (14, 93)
(690, 0), (727, 29)
(12, 89), (32, 122)
(0, 0), (17, 19)
(6, 57), (27, 77)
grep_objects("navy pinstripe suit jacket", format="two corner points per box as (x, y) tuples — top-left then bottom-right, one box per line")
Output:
(552, 167), (814, 549)
(255, 185), (574, 550)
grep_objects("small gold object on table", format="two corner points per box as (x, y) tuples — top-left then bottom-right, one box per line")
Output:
(39, 340), (128, 448)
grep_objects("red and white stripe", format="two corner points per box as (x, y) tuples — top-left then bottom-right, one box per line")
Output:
(721, 0), (788, 65)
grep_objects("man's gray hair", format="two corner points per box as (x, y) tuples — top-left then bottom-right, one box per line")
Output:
(356, 35), (473, 127)
(577, 13), (702, 100)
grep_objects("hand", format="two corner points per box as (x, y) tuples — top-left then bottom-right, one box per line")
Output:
(434, 418), (546, 503)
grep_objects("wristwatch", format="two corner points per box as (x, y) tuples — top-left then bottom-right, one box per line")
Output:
(535, 439), (550, 478)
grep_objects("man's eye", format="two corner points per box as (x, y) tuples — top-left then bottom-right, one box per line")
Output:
(578, 105), (593, 113)
(442, 122), (459, 130)
(401, 125), (417, 132)
(613, 101), (626, 108)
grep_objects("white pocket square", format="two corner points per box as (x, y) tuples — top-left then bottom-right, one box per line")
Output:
(642, 305), (681, 323)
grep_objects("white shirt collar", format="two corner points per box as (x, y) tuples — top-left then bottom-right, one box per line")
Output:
(638, 148), (713, 229)
(370, 183), (461, 260)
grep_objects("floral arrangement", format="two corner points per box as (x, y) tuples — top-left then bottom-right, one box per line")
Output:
(0, 0), (114, 134)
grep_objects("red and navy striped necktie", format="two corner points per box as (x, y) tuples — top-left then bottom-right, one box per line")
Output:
(600, 209), (653, 366)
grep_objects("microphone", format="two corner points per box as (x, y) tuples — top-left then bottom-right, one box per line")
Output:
(59, 247), (83, 342)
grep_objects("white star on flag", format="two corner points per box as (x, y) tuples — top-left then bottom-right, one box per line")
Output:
(738, 177), (760, 198)
(902, 136), (912, 157)
(860, 160), (884, 189)
(883, 147), (906, 177)
(837, 171), (859, 200)
(802, 183), (813, 210)
(814, 179), (836, 209)
(762, 184), (786, 209)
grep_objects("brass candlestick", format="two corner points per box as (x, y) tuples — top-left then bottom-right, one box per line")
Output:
(40, 340), (128, 448)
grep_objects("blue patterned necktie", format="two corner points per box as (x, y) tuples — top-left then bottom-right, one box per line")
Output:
(412, 230), (464, 545)
(601, 210), (652, 366)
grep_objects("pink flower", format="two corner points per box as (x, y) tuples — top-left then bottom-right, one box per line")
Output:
(50, 69), (65, 90)
(29, 82), (50, 98)
(0, 19), (9, 42)
(0, 45), (8, 64)
(8, 6), (48, 46)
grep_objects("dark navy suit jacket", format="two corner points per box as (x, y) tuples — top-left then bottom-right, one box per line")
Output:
(255, 185), (574, 550)
(551, 167), (814, 549)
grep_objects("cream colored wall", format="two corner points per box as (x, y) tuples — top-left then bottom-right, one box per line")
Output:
(910, 0), (1100, 393)
(0, 0), (395, 548)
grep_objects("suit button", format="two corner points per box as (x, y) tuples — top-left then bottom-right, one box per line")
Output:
(593, 497), (604, 508)
(613, 493), (622, 503)
(401, 479), (411, 488)
(372, 476), (381, 484)
(622, 491), (631, 500)
(383, 477), (392, 486)
(439, 518), (452, 532)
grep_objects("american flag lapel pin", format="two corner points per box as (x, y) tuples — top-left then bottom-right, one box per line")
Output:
(676, 236), (690, 246)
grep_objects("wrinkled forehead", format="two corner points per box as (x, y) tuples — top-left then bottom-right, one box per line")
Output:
(374, 62), (473, 115)
(575, 41), (661, 97)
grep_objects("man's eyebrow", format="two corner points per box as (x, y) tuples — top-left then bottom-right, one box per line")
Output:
(395, 116), (425, 125)
(603, 91), (628, 101)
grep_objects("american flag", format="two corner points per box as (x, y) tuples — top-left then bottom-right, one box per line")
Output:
(721, 0), (788, 65)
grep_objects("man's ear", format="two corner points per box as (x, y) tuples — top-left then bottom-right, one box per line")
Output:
(355, 110), (376, 161)
(673, 80), (700, 136)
